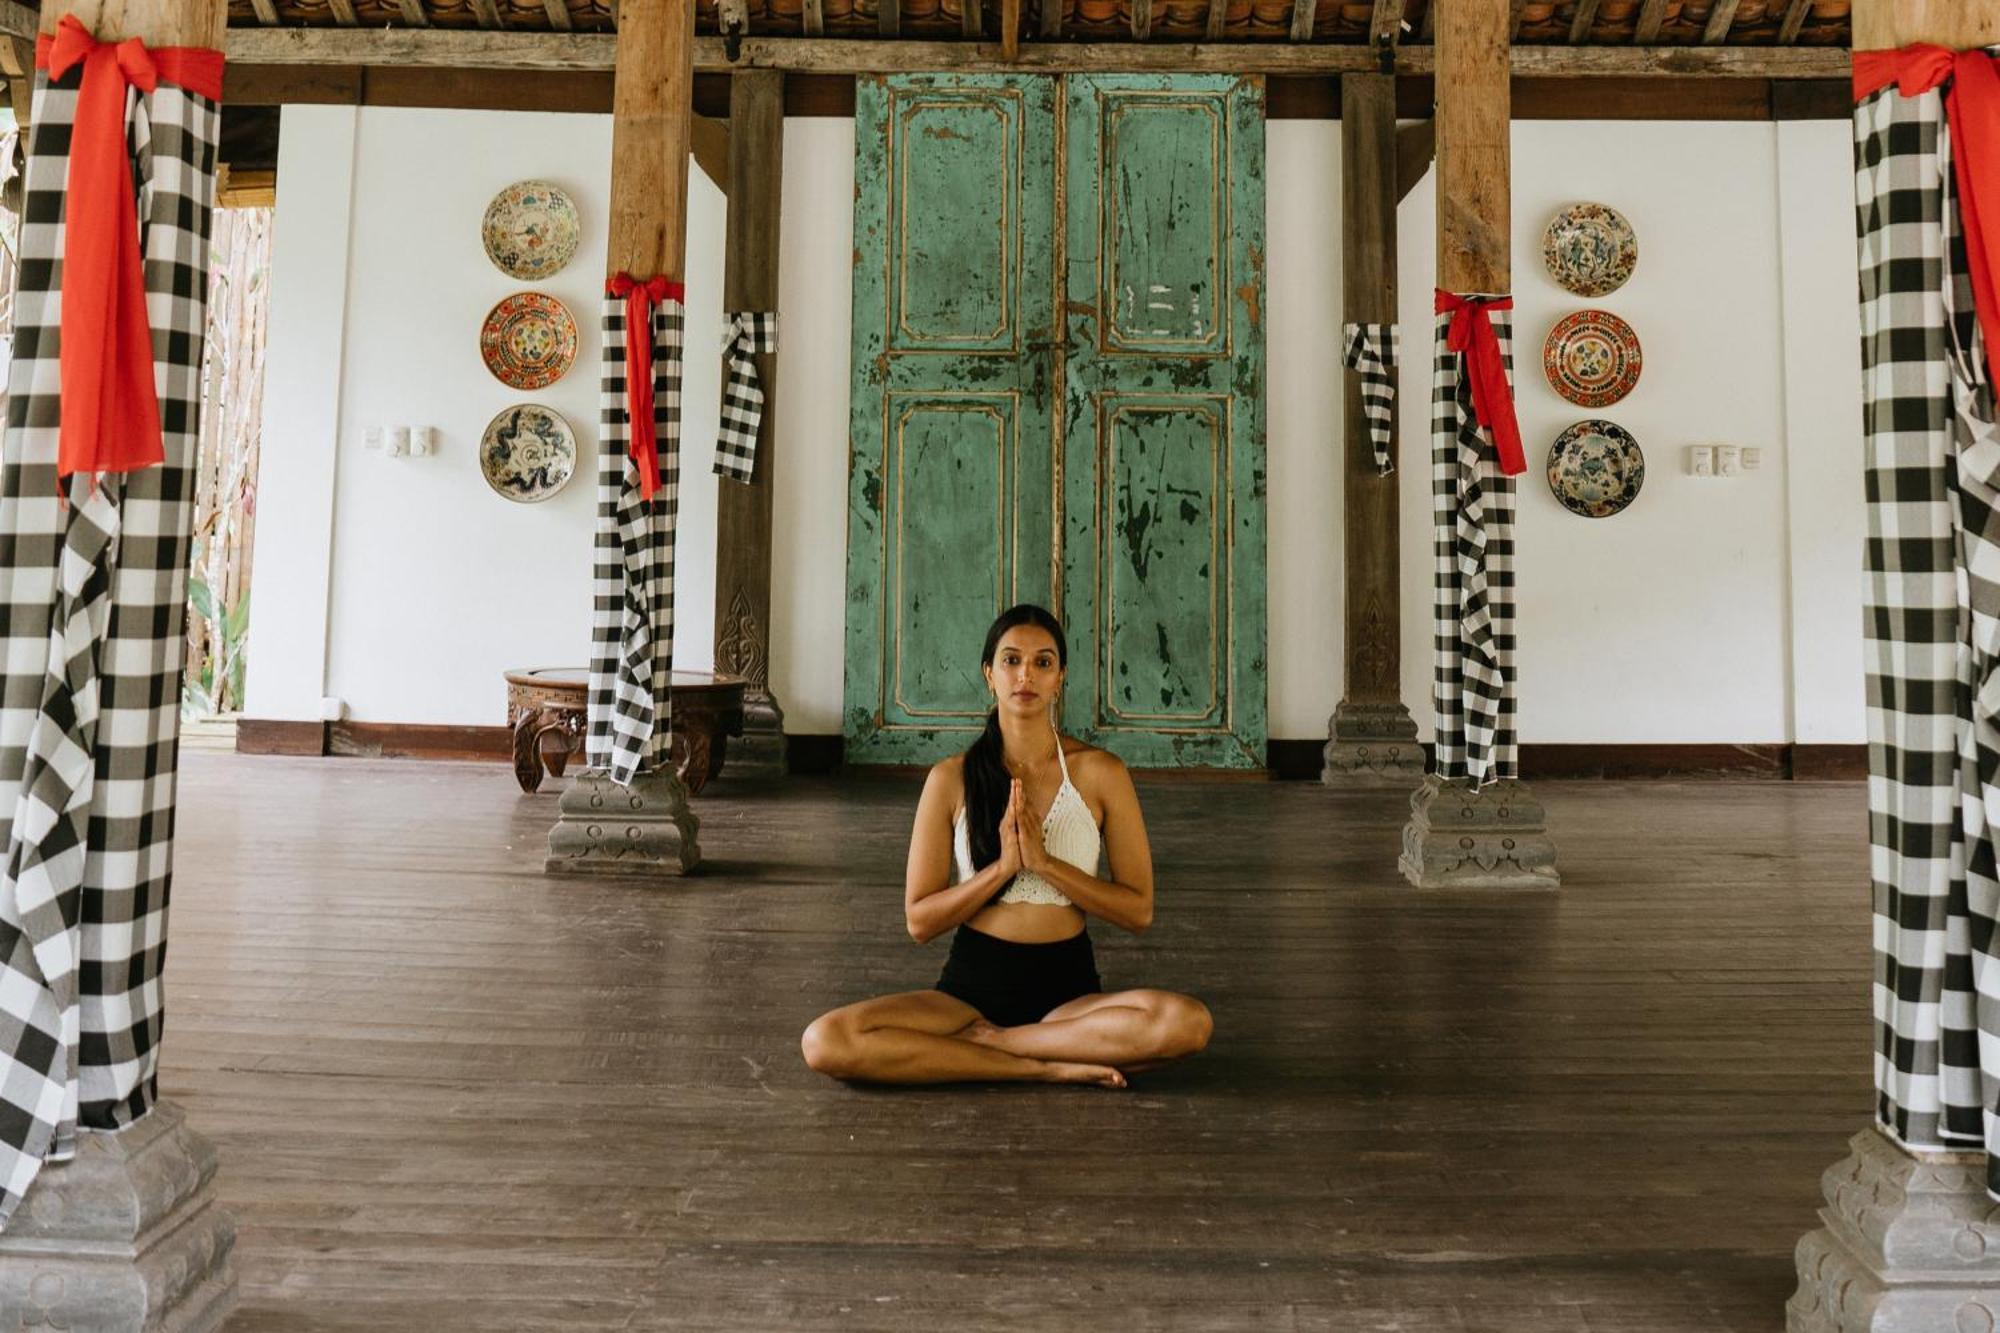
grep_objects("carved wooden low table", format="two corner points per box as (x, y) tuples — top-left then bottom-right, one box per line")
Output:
(504, 667), (746, 795)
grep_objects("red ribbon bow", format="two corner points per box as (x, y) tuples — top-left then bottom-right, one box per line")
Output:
(1434, 291), (1526, 477)
(1856, 46), (2000, 384)
(35, 16), (223, 482)
(606, 272), (685, 501)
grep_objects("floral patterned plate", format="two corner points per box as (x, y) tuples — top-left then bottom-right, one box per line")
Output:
(1542, 203), (1637, 298)
(480, 292), (577, 391)
(481, 180), (581, 281)
(480, 404), (578, 503)
(1543, 309), (1642, 408)
(1547, 419), (1644, 519)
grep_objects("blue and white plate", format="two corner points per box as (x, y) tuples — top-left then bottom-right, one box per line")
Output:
(1547, 419), (1644, 519)
(480, 404), (577, 503)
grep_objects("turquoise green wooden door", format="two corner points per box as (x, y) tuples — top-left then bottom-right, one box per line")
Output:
(1059, 75), (1267, 767)
(845, 75), (1059, 764)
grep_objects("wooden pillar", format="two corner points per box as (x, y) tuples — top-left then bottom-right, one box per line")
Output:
(713, 69), (787, 780)
(0, 1), (240, 1327)
(548, 0), (704, 875)
(607, 0), (693, 285)
(1852, 0), (2000, 48)
(1790, 6), (2000, 1328)
(1399, 0), (1559, 889)
(1322, 72), (1423, 788)
(1436, 0), (1510, 296)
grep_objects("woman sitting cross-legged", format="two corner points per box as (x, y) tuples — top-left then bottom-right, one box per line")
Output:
(801, 603), (1212, 1088)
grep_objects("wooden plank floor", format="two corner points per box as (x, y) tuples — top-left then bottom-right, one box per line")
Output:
(162, 754), (1871, 1331)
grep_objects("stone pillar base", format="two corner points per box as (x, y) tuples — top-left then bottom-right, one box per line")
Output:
(1790, 1127), (2000, 1332)
(546, 768), (702, 876)
(1399, 774), (1560, 888)
(0, 1101), (236, 1332)
(1321, 701), (1426, 788)
(721, 690), (786, 782)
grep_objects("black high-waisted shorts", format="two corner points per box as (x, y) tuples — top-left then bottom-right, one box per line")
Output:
(935, 924), (1102, 1028)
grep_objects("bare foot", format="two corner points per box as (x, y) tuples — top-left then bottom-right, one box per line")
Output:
(959, 1018), (1006, 1048)
(1043, 1060), (1127, 1088)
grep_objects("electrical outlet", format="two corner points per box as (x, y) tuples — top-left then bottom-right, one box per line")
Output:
(1689, 445), (1714, 477)
(1717, 445), (1742, 477)
(410, 426), (436, 457)
(386, 426), (410, 458)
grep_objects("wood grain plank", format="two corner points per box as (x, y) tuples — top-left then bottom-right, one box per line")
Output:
(152, 754), (1874, 1329)
(1135, 0), (1154, 39)
(220, 29), (1848, 76)
(1369, 0), (1403, 46)
(1438, 0), (1510, 293)
(803, 0), (824, 36)
(543, 0), (572, 30)
(1633, 0), (1667, 41)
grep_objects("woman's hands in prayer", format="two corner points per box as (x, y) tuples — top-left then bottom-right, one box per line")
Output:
(1013, 778), (1049, 873)
(995, 780), (1025, 880)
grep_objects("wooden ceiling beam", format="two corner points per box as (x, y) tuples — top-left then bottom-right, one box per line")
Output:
(1369, 0), (1403, 47)
(1002, 0), (1019, 55)
(469, 0), (505, 28)
(1774, 0), (1807, 41)
(1204, 0), (1224, 39)
(879, 0), (899, 35)
(219, 28), (1849, 76)
(1508, 0), (1525, 38)
(544, 0), (572, 29)
(396, 0), (430, 26)
(1041, 0), (1061, 37)
(1290, 0), (1316, 41)
(803, 0), (823, 36)
(962, 0), (982, 36)
(1701, 0), (1740, 42)
(249, 0), (281, 22)
(328, 0), (359, 23)
(1633, 0), (1666, 42)
(1568, 0), (1600, 43)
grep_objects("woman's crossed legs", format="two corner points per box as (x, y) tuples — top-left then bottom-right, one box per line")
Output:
(801, 988), (1211, 1087)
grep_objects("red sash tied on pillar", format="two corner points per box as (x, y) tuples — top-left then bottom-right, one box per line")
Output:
(35, 15), (223, 481)
(1434, 290), (1526, 477)
(606, 272), (685, 501)
(1856, 46), (2000, 383)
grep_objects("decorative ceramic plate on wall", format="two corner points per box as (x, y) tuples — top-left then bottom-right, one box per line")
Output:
(1547, 419), (1644, 519)
(481, 180), (581, 281)
(480, 293), (578, 390)
(480, 404), (578, 503)
(1542, 203), (1637, 298)
(1543, 310), (1643, 408)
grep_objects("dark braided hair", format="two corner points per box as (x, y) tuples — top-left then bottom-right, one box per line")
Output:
(963, 604), (1068, 873)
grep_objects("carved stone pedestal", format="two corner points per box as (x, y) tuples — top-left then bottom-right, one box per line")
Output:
(721, 690), (786, 781)
(1322, 701), (1426, 788)
(546, 768), (702, 876)
(0, 1101), (236, 1331)
(1789, 1127), (2000, 1332)
(1399, 774), (1560, 888)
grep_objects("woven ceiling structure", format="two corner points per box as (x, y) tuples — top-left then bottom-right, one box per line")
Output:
(223, 0), (1851, 47)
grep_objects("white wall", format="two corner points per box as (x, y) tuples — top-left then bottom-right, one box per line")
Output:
(252, 108), (1866, 746)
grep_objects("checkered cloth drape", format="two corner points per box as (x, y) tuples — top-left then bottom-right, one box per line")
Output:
(1429, 305), (1518, 790)
(0, 70), (218, 1226)
(1854, 76), (2000, 1186)
(714, 311), (777, 483)
(1342, 321), (1398, 474)
(588, 289), (683, 786)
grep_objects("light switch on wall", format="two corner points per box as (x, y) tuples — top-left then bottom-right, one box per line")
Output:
(364, 425), (383, 452)
(1717, 445), (1742, 477)
(410, 426), (436, 457)
(1689, 445), (1714, 477)
(386, 426), (410, 458)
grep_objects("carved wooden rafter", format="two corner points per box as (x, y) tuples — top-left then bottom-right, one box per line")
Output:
(1368, 0), (1402, 48)
(1633, 0), (1666, 42)
(469, 0), (504, 28)
(544, 0), (572, 31)
(1290, 0), (1314, 42)
(396, 0), (429, 26)
(1775, 0), (1810, 43)
(803, 0), (823, 37)
(1568, 0), (1601, 43)
(1134, 0), (1152, 40)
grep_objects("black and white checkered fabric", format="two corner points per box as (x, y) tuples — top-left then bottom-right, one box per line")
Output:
(714, 311), (777, 483)
(1342, 321), (1398, 474)
(0, 70), (218, 1225)
(1853, 77), (2000, 1184)
(1429, 305), (1518, 790)
(587, 290), (683, 786)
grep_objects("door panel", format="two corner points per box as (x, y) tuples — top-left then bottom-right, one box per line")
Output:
(1060, 75), (1266, 767)
(846, 75), (1058, 763)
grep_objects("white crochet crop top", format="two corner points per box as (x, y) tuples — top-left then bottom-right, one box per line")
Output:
(952, 741), (1101, 907)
